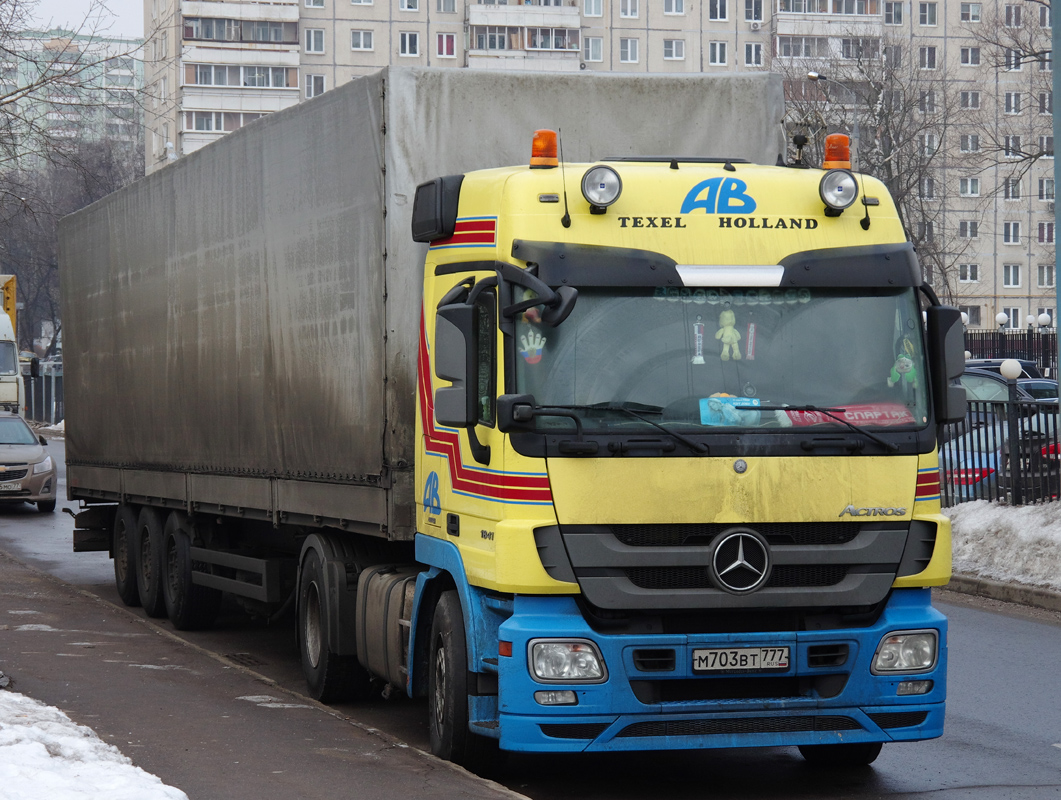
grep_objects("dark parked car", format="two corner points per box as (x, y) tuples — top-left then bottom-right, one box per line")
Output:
(0, 412), (57, 513)
(963, 358), (1044, 379)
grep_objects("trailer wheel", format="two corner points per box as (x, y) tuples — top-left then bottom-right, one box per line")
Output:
(162, 512), (222, 631)
(428, 590), (499, 771)
(298, 548), (371, 703)
(112, 505), (141, 607)
(798, 741), (883, 767)
(135, 507), (167, 617)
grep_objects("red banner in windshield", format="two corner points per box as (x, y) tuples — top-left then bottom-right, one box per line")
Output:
(785, 404), (915, 427)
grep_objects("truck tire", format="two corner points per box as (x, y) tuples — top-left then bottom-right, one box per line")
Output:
(112, 505), (141, 607)
(428, 590), (499, 771)
(136, 507), (167, 618)
(162, 512), (222, 631)
(298, 548), (371, 703)
(798, 741), (883, 767)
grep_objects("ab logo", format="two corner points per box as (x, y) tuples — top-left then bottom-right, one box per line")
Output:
(681, 178), (757, 215)
(423, 471), (441, 515)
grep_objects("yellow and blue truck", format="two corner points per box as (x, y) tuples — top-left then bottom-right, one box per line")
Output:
(60, 67), (965, 769)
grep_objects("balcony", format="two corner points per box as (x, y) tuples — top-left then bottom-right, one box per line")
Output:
(467, 2), (581, 28)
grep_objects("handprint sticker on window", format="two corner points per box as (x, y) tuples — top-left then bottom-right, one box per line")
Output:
(520, 332), (547, 365)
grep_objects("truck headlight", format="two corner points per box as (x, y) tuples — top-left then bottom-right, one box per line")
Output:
(819, 168), (858, 212)
(581, 166), (622, 212)
(530, 639), (606, 683)
(33, 456), (52, 474)
(872, 630), (938, 674)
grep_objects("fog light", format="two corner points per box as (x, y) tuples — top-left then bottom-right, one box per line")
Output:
(898, 680), (933, 696)
(534, 690), (578, 705)
(530, 639), (606, 683)
(819, 169), (858, 212)
(872, 630), (938, 674)
(581, 166), (622, 212)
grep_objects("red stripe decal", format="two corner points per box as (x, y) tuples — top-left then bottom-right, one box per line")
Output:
(418, 307), (552, 503)
(431, 219), (497, 248)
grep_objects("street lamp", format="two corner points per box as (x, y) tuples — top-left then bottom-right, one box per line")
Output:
(1000, 358), (1024, 504)
(996, 312), (1010, 328)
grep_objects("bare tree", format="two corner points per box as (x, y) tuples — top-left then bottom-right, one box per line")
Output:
(776, 29), (985, 302)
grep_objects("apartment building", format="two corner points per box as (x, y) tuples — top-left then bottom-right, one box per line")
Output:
(142, 0), (1056, 329)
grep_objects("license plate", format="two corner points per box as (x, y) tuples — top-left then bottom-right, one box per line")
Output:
(692, 646), (790, 673)
(0, 481), (21, 492)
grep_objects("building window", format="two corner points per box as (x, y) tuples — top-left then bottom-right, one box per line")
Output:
(527, 28), (579, 50)
(306, 0), (324, 8)
(959, 177), (980, 197)
(351, 30), (374, 50)
(400, 32), (419, 56)
(1004, 264), (1021, 287)
(1003, 222), (1021, 245)
(584, 0), (602, 14)
(1002, 307), (1022, 328)
(621, 0), (639, 18)
(777, 36), (829, 58)
(584, 36), (602, 61)
(1005, 49), (1022, 70)
(1005, 92), (1023, 114)
(664, 39), (685, 59)
(1040, 222), (1055, 243)
(1040, 135), (1055, 157)
(473, 26), (510, 49)
(620, 38), (639, 62)
(709, 41), (728, 65)
(745, 0), (762, 19)
(438, 0), (455, 11)
(919, 46), (936, 69)
(400, 0), (418, 8)
(919, 2), (936, 24)
(1004, 135), (1022, 157)
(919, 133), (938, 157)
(1041, 92), (1054, 114)
(185, 63), (297, 88)
(831, 0), (877, 14)
(959, 305), (982, 326)
(1038, 307), (1054, 322)
(709, 0), (727, 20)
(745, 42), (763, 66)
(1039, 265), (1056, 288)
(919, 91), (936, 113)
(961, 134), (980, 152)
(960, 90), (980, 109)
(305, 28), (325, 53)
(919, 176), (936, 199)
(918, 221), (935, 242)
(437, 32), (456, 57)
(960, 2), (980, 21)
(666, 0), (685, 13)
(306, 74), (325, 98)
(351, 0), (372, 5)
(959, 264), (979, 283)
(1004, 177), (1022, 199)
(960, 47), (980, 66)
(884, 1), (902, 23)
(1005, 4), (1022, 26)
(1042, 5), (1053, 27)
(842, 38), (879, 59)
(959, 220), (979, 238)
(1039, 178), (1055, 200)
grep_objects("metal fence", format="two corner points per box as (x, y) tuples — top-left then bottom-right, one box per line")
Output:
(940, 398), (1061, 507)
(964, 330), (1057, 376)
(23, 363), (63, 425)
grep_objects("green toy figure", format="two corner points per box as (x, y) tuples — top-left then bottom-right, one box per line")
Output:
(888, 353), (918, 389)
(716, 308), (742, 361)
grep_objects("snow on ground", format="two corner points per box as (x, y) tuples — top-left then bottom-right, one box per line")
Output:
(0, 688), (187, 800)
(945, 501), (1061, 593)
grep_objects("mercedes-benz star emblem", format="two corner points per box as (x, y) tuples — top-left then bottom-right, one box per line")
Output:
(710, 530), (771, 594)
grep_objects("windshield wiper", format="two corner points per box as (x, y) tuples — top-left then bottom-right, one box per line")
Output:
(755, 405), (901, 453)
(582, 402), (709, 455)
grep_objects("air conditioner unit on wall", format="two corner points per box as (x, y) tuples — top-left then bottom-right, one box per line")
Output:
(750, 20), (762, 29)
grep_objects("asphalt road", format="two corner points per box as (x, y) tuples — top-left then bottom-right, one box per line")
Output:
(2, 437), (1060, 799)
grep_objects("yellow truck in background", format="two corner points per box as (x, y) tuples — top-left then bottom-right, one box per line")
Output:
(0, 275), (24, 415)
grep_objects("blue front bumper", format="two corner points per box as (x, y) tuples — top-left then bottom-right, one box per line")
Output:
(495, 588), (946, 753)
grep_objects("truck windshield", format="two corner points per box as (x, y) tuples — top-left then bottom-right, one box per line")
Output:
(0, 342), (16, 376)
(513, 286), (930, 432)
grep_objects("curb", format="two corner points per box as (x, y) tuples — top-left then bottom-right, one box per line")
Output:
(947, 573), (1061, 614)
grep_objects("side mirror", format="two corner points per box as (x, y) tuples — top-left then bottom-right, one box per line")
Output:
(497, 394), (537, 433)
(38, 435), (47, 446)
(926, 305), (966, 424)
(434, 304), (477, 428)
(30, 358), (39, 379)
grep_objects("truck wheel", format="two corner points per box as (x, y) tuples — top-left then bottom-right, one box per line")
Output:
(298, 548), (371, 703)
(798, 741), (883, 767)
(135, 507), (167, 618)
(428, 590), (499, 771)
(112, 505), (141, 607)
(162, 512), (222, 631)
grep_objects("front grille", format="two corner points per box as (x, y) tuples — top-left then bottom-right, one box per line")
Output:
(0, 466), (29, 481)
(540, 723), (610, 740)
(868, 711), (929, 729)
(624, 565), (849, 591)
(807, 644), (850, 668)
(611, 523), (862, 548)
(618, 715), (862, 738)
(632, 649), (676, 672)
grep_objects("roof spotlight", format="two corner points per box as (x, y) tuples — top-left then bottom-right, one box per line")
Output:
(581, 165), (622, 214)
(819, 169), (859, 215)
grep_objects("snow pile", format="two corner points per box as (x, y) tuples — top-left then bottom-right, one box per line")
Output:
(39, 419), (64, 436)
(0, 689), (187, 800)
(946, 501), (1061, 593)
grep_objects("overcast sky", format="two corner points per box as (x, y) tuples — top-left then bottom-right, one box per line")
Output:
(35, 0), (144, 39)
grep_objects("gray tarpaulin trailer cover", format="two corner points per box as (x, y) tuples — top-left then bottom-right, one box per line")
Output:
(58, 66), (785, 539)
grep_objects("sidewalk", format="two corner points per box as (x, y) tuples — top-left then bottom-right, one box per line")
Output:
(0, 549), (523, 800)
